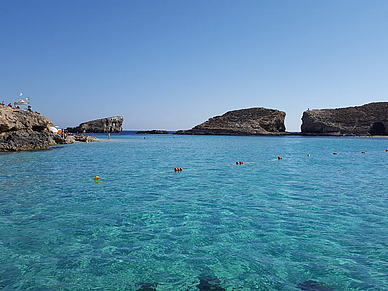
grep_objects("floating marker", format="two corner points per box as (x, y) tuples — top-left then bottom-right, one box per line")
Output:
(278, 157), (283, 160)
(307, 154), (310, 157)
(362, 151), (366, 153)
(94, 176), (101, 180)
(333, 152), (338, 155)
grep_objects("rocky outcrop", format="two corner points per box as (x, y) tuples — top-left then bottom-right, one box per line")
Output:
(66, 116), (123, 133)
(174, 107), (286, 135)
(0, 106), (56, 151)
(301, 102), (388, 135)
(53, 134), (75, 144)
(136, 130), (169, 134)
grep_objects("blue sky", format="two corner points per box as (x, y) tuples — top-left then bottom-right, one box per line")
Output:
(1, 0), (387, 131)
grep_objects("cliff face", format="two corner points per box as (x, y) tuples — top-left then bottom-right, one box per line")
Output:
(301, 102), (388, 135)
(0, 106), (55, 151)
(175, 107), (286, 135)
(66, 116), (123, 133)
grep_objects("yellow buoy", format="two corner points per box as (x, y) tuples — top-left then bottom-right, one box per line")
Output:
(94, 176), (101, 180)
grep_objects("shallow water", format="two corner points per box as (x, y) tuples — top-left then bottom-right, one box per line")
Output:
(1, 134), (388, 290)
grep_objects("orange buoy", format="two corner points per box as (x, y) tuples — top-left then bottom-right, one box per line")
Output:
(362, 151), (366, 154)
(236, 162), (239, 165)
(179, 168), (183, 171)
(278, 157), (283, 160)
(333, 152), (337, 155)
(175, 168), (183, 172)
(307, 154), (310, 157)
(239, 161), (244, 165)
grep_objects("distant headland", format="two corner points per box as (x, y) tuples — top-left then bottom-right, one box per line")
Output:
(174, 107), (286, 135)
(66, 116), (123, 133)
(301, 102), (388, 136)
(174, 102), (388, 136)
(136, 130), (169, 134)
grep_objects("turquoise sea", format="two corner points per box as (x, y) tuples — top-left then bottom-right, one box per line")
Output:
(1, 133), (388, 290)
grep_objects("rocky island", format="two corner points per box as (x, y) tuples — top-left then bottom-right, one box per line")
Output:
(136, 130), (169, 134)
(174, 107), (286, 135)
(66, 116), (123, 133)
(301, 102), (388, 135)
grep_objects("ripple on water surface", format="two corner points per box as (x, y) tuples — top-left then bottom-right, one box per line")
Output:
(0, 135), (388, 290)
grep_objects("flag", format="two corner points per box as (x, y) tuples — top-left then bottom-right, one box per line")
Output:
(25, 97), (30, 101)
(20, 92), (23, 96)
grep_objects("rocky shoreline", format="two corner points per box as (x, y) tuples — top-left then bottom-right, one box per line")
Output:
(0, 106), (99, 152)
(2, 102), (387, 152)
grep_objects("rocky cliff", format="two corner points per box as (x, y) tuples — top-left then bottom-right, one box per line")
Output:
(301, 102), (388, 135)
(66, 116), (123, 133)
(175, 107), (286, 135)
(0, 106), (56, 151)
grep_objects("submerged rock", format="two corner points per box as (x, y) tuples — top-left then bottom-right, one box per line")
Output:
(174, 107), (286, 135)
(66, 116), (123, 133)
(297, 280), (333, 291)
(301, 102), (388, 135)
(136, 282), (159, 291)
(0, 106), (56, 151)
(196, 273), (226, 291)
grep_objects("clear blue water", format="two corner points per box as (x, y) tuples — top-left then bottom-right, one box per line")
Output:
(1, 133), (388, 290)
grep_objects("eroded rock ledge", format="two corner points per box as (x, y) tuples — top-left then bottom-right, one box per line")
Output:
(174, 107), (286, 135)
(66, 116), (123, 133)
(0, 106), (56, 151)
(301, 102), (388, 136)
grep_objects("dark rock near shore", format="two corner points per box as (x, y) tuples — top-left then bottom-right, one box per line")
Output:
(297, 280), (333, 291)
(66, 116), (123, 133)
(174, 107), (286, 135)
(301, 102), (388, 136)
(0, 106), (56, 151)
(53, 134), (75, 144)
(136, 130), (169, 134)
(196, 273), (226, 291)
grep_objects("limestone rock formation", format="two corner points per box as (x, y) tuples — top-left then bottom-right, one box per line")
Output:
(53, 134), (76, 144)
(301, 102), (388, 135)
(0, 106), (56, 151)
(66, 116), (123, 133)
(174, 107), (286, 135)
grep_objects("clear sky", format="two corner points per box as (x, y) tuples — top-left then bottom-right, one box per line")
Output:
(1, 0), (387, 131)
